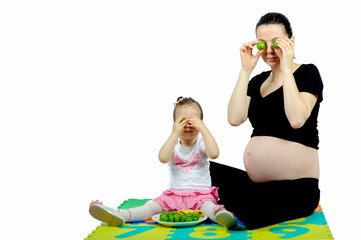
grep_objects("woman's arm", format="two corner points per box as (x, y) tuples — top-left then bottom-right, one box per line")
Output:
(228, 69), (252, 126)
(275, 37), (318, 129)
(282, 71), (318, 129)
(228, 41), (263, 126)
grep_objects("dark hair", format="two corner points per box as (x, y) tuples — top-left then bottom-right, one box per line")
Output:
(256, 12), (293, 38)
(173, 96), (203, 121)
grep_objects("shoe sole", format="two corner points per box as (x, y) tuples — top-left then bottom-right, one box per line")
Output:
(89, 205), (124, 227)
(215, 211), (237, 229)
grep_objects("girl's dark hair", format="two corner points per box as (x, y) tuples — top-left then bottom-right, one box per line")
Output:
(256, 12), (293, 38)
(173, 96), (203, 121)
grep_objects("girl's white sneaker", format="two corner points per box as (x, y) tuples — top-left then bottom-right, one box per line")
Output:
(214, 209), (237, 229)
(89, 204), (126, 227)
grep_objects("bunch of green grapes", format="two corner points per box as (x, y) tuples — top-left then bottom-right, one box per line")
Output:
(159, 211), (200, 222)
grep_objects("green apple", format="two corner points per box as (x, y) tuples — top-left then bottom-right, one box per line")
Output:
(273, 41), (279, 49)
(257, 41), (265, 50)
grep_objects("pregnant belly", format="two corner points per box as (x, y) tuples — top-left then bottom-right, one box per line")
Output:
(244, 136), (319, 182)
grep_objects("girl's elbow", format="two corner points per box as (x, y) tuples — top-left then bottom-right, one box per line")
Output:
(208, 154), (219, 160)
(159, 158), (169, 164)
(205, 149), (219, 159)
(158, 154), (170, 164)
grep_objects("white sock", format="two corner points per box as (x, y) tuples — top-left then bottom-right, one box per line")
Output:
(201, 201), (237, 228)
(201, 201), (217, 222)
(118, 200), (162, 222)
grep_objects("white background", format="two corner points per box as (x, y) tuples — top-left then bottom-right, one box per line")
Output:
(1, 1), (360, 239)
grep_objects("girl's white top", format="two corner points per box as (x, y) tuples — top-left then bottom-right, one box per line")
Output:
(168, 137), (211, 190)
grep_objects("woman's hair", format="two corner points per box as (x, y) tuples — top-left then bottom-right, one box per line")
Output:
(256, 12), (293, 38)
(173, 96), (203, 121)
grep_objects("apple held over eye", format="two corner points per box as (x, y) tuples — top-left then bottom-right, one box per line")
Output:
(257, 41), (265, 50)
(273, 41), (279, 49)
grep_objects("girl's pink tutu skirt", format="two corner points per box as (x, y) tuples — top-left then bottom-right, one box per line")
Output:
(153, 186), (219, 212)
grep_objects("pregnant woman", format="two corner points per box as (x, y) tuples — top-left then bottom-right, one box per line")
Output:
(211, 12), (324, 229)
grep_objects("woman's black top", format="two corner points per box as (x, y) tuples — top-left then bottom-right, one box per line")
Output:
(247, 64), (323, 149)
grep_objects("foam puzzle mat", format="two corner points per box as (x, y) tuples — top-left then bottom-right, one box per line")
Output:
(85, 199), (333, 240)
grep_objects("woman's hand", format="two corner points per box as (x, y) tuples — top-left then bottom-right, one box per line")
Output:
(274, 36), (295, 71)
(240, 41), (264, 72)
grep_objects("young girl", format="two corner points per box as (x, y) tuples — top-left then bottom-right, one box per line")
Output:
(89, 97), (237, 229)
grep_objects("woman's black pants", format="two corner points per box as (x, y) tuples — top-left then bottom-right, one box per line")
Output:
(210, 161), (320, 229)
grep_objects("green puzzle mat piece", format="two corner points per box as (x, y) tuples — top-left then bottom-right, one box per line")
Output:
(85, 199), (334, 240)
(117, 198), (152, 209)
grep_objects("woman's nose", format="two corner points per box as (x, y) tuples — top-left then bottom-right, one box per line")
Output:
(266, 44), (274, 53)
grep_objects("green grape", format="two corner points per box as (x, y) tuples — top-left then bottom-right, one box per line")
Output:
(191, 214), (199, 221)
(173, 214), (181, 222)
(180, 215), (187, 222)
(159, 213), (168, 222)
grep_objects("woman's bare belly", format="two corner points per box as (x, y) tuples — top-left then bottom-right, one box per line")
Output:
(244, 136), (319, 182)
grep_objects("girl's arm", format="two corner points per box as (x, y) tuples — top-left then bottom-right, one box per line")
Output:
(201, 126), (219, 160)
(158, 132), (178, 163)
(187, 118), (219, 159)
(158, 117), (186, 163)
(228, 41), (263, 126)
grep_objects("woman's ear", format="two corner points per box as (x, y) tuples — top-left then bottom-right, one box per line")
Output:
(291, 36), (295, 43)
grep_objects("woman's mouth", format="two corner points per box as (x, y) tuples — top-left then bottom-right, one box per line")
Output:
(267, 57), (278, 62)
